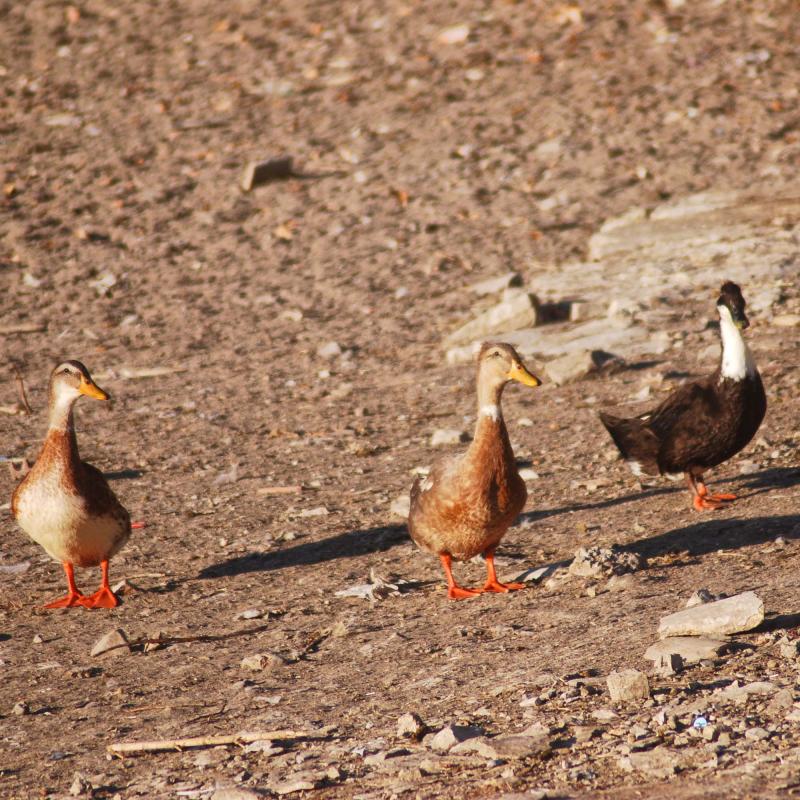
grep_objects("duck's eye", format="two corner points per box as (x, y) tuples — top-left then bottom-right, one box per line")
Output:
(61, 368), (71, 375)
(490, 350), (502, 358)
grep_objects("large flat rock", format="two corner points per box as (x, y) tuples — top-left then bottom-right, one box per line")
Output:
(644, 637), (730, 665)
(657, 591), (764, 639)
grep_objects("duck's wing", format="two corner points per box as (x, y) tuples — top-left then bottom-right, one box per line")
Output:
(408, 454), (463, 537)
(647, 376), (720, 438)
(79, 462), (132, 528)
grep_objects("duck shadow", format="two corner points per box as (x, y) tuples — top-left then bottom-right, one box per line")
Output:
(622, 513), (800, 561)
(199, 523), (408, 579)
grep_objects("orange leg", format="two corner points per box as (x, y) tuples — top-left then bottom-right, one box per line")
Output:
(688, 475), (737, 511)
(439, 554), (481, 600)
(80, 560), (120, 609)
(44, 562), (88, 609)
(481, 549), (526, 594)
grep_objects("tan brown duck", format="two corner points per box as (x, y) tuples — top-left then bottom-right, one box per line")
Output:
(408, 342), (541, 599)
(11, 361), (131, 608)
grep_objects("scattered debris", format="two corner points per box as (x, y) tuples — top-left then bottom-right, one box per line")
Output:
(607, 669), (650, 703)
(657, 591), (764, 638)
(335, 569), (407, 602)
(569, 546), (644, 578)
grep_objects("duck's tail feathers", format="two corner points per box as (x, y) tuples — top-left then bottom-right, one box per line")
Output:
(599, 411), (661, 477)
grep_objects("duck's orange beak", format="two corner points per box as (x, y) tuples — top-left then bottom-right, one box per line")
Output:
(79, 376), (109, 401)
(508, 362), (541, 387)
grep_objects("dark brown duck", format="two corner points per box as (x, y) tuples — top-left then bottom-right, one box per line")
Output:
(599, 281), (766, 511)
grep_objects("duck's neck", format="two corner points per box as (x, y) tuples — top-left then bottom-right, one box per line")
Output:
(472, 380), (513, 457)
(719, 314), (756, 381)
(44, 393), (80, 460)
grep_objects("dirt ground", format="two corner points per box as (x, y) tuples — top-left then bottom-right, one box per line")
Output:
(1, 1), (800, 798)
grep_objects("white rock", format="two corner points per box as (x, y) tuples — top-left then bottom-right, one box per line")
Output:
(397, 712), (426, 739)
(429, 724), (481, 752)
(469, 272), (523, 296)
(607, 669), (650, 703)
(317, 340), (343, 359)
(545, 350), (600, 385)
(445, 293), (539, 345)
(430, 429), (468, 447)
(657, 591), (764, 638)
(644, 637), (728, 665)
(436, 24), (469, 45)
(90, 629), (130, 658)
(685, 588), (716, 607)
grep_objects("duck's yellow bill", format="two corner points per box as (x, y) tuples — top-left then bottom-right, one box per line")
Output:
(79, 377), (109, 401)
(508, 362), (541, 387)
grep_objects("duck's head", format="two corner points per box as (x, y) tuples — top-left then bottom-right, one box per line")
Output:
(50, 360), (109, 404)
(717, 281), (749, 330)
(477, 342), (541, 390)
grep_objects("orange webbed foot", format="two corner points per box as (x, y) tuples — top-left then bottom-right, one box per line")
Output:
(708, 492), (737, 502)
(44, 592), (88, 609)
(481, 579), (526, 594)
(447, 585), (482, 600)
(81, 586), (120, 609)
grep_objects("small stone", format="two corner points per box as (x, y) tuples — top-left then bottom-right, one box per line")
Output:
(657, 591), (764, 638)
(654, 653), (683, 676)
(143, 630), (167, 654)
(270, 774), (319, 795)
(240, 156), (294, 191)
(644, 637), (729, 666)
(445, 293), (540, 346)
(778, 636), (800, 660)
(316, 341), (343, 359)
(767, 688), (795, 714)
(744, 727), (770, 741)
(69, 773), (92, 797)
(212, 790), (265, 800)
(545, 350), (603, 386)
(686, 589), (716, 607)
(236, 608), (263, 620)
(90, 629), (130, 658)
(429, 724), (482, 753)
(397, 712), (426, 740)
(437, 24), (470, 45)
(32, 634), (43, 644)
(469, 272), (523, 296)
(717, 732), (731, 747)
(430, 429), (469, 447)
(240, 652), (289, 671)
(607, 669), (650, 704)
(12, 701), (29, 716)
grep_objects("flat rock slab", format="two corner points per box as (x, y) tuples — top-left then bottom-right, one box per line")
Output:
(657, 591), (764, 638)
(619, 747), (680, 780)
(451, 734), (551, 760)
(644, 637), (730, 665)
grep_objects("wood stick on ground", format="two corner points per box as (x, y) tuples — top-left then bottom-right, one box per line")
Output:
(95, 622), (276, 657)
(12, 364), (32, 414)
(0, 322), (46, 335)
(108, 728), (319, 757)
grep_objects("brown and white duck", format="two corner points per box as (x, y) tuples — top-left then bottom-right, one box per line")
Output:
(11, 361), (131, 608)
(408, 342), (541, 599)
(599, 281), (766, 510)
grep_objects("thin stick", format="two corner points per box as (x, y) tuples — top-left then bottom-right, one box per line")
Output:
(108, 728), (321, 757)
(0, 323), (46, 335)
(12, 365), (32, 415)
(256, 485), (303, 496)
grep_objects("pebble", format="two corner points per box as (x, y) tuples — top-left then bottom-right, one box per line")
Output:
(90, 629), (130, 658)
(430, 429), (469, 447)
(657, 591), (764, 638)
(240, 652), (288, 671)
(607, 669), (650, 703)
(236, 608), (263, 620)
(316, 341), (343, 359)
(437, 24), (470, 45)
(744, 727), (770, 741)
(69, 773), (93, 797)
(12, 701), (29, 716)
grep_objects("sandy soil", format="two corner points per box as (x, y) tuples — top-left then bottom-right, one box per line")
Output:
(1, 1), (799, 798)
